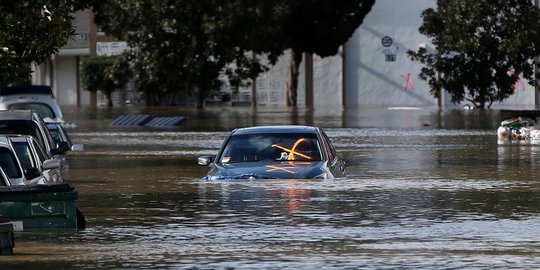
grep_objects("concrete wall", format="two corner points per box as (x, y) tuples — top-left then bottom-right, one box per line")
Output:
(345, 0), (537, 109)
(313, 52), (343, 109)
(255, 51), (290, 108)
(53, 56), (79, 105)
(345, 0), (437, 108)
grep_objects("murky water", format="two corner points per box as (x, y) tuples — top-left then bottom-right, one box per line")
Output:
(2, 106), (540, 269)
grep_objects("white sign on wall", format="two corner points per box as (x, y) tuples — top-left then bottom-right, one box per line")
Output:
(96, 42), (128, 56)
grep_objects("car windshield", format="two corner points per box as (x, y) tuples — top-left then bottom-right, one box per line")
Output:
(8, 103), (56, 119)
(0, 147), (22, 178)
(220, 133), (321, 163)
(12, 141), (36, 170)
(47, 126), (63, 145)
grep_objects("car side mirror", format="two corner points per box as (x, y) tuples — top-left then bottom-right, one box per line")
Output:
(25, 167), (41, 180)
(71, 144), (84, 151)
(51, 141), (70, 155)
(42, 159), (61, 170)
(198, 156), (214, 166)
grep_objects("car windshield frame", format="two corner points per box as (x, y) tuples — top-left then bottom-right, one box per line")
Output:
(218, 132), (322, 164)
(12, 141), (36, 170)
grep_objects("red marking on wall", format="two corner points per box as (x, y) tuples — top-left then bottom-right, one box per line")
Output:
(401, 73), (414, 91)
(508, 70), (526, 93)
(512, 76), (526, 93)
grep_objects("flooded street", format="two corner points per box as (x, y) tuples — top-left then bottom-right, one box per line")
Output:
(2, 106), (540, 269)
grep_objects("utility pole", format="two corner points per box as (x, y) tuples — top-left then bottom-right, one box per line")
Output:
(536, 0), (540, 107)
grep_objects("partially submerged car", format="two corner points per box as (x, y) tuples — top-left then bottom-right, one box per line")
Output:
(0, 84), (63, 121)
(0, 110), (70, 158)
(199, 125), (345, 180)
(0, 135), (43, 185)
(46, 122), (83, 152)
(10, 135), (62, 184)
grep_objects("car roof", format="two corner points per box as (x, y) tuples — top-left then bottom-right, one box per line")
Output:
(8, 134), (33, 143)
(0, 110), (35, 120)
(46, 122), (60, 128)
(0, 134), (12, 147)
(0, 84), (54, 97)
(232, 125), (319, 135)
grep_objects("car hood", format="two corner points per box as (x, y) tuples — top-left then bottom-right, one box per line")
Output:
(204, 161), (327, 180)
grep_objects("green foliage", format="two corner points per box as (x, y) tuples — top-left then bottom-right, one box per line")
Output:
(212, 0), (376, 107)
(408, 0), (540, 109)
(210, 0), (375, 61)
(93, 0), (375, 107)
(94, 0), (259, 106)
(0, 1), (93, 85)
(80, 55), (129, 106)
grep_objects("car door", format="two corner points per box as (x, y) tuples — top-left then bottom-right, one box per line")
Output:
(30, 138), (61, 183)
(320, 130), (345, 177)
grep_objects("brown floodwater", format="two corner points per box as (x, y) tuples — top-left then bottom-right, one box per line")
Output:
(1, 105), (540, 269)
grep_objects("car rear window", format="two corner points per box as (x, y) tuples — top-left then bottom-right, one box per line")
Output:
(220, 133), (321, 163)
(8, 103), (56, 119)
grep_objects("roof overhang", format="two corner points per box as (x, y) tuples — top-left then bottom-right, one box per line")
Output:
(57, 48), (90, 56)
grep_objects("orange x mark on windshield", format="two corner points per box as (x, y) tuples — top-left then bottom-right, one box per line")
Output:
(266, 161), (311, 174)
(272, 138), (312, 160)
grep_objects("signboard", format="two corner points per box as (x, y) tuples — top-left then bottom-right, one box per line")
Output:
(96, 42), (128, 56)
(381, 36), (396, 62)
(381, 36), (393, 47)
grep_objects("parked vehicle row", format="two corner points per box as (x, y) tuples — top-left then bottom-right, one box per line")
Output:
(0, 85), (86, 230)
(0, 109), (83, 186)
(0, 85), (83, 186)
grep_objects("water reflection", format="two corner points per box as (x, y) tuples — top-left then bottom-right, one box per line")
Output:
(2, 106), (540, 269)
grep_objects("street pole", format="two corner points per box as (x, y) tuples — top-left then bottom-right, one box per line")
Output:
(536, 0), (540, 107)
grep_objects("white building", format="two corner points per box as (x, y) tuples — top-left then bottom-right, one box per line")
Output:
(243, 0), (538, 110)
(33, 1), (539, 110)
(32, 9), (92, 106)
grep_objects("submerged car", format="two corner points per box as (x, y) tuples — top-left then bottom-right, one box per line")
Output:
(0, 84), (63, 121)
(10, 135), (62, 184)
(198, 125), (345, 180)
(0, 135), (43, 185)
(0, 110), (70, 158)
(46, 122), (83, 152)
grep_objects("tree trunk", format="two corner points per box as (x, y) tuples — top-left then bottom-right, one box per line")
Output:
(477, 89), (486, 109)
(107, 92), (113, 107)
(286, 49), (303, 107)
(251, 51), (257, 109)
(196, 89), (206, 109)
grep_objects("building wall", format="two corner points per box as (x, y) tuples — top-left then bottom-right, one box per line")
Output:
(235, 50), (343, 110)
(345, 0), (437, 108)
(313, 52), (343, 109)
(32, 10), (92, 107)
(345, 0), (537, 109)
(255, 51), (290, 108)
(54, 56), (81, 105)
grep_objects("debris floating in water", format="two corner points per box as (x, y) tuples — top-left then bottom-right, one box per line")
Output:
(497, 117), (540, 141)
